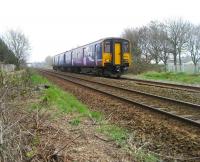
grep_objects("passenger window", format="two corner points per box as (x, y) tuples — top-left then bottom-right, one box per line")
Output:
(123, 42), (129, 53)
(104, 41), (111, 53)
(95, 45), (97, 52)
(83, 48), (86, 55)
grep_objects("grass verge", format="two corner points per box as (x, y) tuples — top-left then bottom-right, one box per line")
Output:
(31, 72), (101, 119)
(138, 71), (200, 84)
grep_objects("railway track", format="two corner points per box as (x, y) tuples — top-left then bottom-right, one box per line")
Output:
(40, 69), (200, 128)
(122, 77), (200, 93)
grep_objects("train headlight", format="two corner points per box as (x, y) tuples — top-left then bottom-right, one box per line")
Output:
(105, 59), (110, 63)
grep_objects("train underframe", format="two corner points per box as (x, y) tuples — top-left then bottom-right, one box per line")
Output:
(53, 63), (129, 78)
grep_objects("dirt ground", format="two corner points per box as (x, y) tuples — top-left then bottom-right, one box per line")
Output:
(42, 73), (200, 161)
(50, 114), (135, 162)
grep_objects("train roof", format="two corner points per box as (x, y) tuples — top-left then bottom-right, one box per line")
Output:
(53, 37), (130, 57)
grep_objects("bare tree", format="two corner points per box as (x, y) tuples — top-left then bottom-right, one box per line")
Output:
(187, 25), (200, 73)
(158, 23), (173, 71)
(4, 30), (30, 69)
(0, 38), (17, 64)
(121, 28), (141, 63)
(121, 18), (198, 73)
(148, 21), (162, 64)
(138, 26), (152, 63)
(167, 18), (191, 71)
(45, 55), (53, 66)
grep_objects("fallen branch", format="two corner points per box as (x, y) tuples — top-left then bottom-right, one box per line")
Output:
(50, 134), (82, 157)
(94, 134), (113, 142)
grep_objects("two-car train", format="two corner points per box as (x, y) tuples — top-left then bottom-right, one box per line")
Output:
(52, 37), (131, 77)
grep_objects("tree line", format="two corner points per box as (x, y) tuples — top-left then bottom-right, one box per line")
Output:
(0, 38), (17, 65)
(0, 30), (30, 69)
(122, 18), (200, 73)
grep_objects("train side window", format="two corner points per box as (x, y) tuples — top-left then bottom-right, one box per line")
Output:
(83, 48), (86, 56)
(123, 42), (129, 53)
(92, 46), (95, 56)
(96, 44), (102, 59)
(95, 45), (97, 52)
(71, 51), (73, 58)
(104, 41), (110, 53)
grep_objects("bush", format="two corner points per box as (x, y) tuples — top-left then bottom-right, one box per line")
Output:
(128, 63), (164, 74)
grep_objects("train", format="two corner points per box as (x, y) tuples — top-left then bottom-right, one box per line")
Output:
(52, 37), (131, 77)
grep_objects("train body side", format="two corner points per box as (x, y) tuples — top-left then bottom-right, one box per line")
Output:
(53, 40), (103, 70)
(52, 38), (131, 77)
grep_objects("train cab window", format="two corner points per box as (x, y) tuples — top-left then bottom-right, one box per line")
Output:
(123, 42), (129, 53)
(104, 41), (111, 53)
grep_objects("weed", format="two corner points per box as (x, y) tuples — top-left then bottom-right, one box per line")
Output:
(89, 111), (102, 122)
(98, 124), (127, 145)
(132, 149), (158, 162)
(69, 118), (80, 126)
(98, 123), (159, 161)
(26, 150), (36, 158)
(32, 135), (40, 146)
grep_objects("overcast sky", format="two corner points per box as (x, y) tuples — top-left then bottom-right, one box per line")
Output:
(0, 0), (200, 62)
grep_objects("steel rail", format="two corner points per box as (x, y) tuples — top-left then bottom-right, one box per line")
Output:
(45, 70), (200, 109)
(122, 77), (200, 93)
(40, 70), (200, 128)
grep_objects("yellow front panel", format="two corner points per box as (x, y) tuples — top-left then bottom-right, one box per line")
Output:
(123, 53), (131, 65)
(115, 43), (121, 65)
(102, 53), (112, 66)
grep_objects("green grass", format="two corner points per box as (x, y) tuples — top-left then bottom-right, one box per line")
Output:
(133, 150), (158, 162)
(69, 118), (81, 126)
(42, 86), (89, 114)
(97, 124), (158, 162)
(31, 73), (49, 85)
(139, 71), (200, 84)
(98, 124), (127, 145)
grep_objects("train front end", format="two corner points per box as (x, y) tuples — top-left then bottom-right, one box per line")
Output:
(102, 38), (131, 77)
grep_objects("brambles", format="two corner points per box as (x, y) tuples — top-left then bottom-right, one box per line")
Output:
(0, 70), (4, 87)
(0, 70), (66, 162)
(0, 70), (32, 161)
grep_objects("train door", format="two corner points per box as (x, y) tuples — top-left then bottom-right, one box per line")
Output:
(96, 44), (102, 66)
(95, 44), (97, 66)
(114, 42), (121, 65)
(83, 48), (86, 65)
(71, 51), (73, 66)
(64, 53), (66, 65)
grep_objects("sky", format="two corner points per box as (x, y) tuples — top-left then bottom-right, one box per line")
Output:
(0, 0), (200, 62)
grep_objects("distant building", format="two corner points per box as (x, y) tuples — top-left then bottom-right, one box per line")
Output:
(27, 62), (52, 69)
(0, 63), (16, 72)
